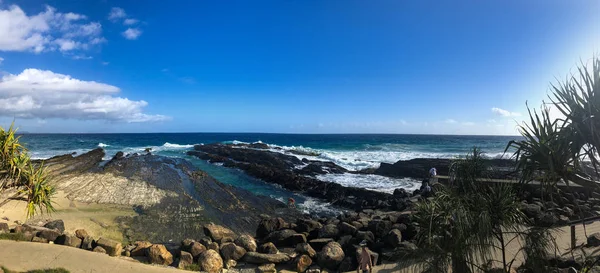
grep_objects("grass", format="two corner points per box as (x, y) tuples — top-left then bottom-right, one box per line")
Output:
(183, 264), (201, 271)
(0, 233), (30, 242)
(1, 267), (70, 273)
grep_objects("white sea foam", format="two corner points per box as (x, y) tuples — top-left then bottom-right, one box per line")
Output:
(162, 142), (195, 149)
(98, 143), (110, 148)
(256, 142), (511, 171)
(271, 195), (343, 216)
(317, 173), (421, 194)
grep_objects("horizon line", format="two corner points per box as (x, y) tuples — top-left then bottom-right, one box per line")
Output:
(17, 131), (522, 137)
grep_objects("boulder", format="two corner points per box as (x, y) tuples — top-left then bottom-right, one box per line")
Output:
(207, 241), (219, 251)
(243, 252), (291, 264)
(37, 229), (61, 242)
(339, 222), (357, 236)
(317, 242), (345, 270)
(296, 219), (323, 234)
(198, 249), (223, 273)
(131, 241), (152, 257)
(265, 229), (298, 247)
(93, 246), (107, 254)
(318, 224), (339, 239)
(297, 254), (313, 273)
(204, 223), (236, 243)
(588, 233), (600, 247)
(393, 188), (409, 198)
(55, 234), (82, 248)
(355, 231), (375, 244)
(296, 243), (317, 258)
(199, 237), (212, 247)
(81, 236), (94, 250)
(181, 238), (196, 252)
(306, 265), (321, 273)
(257, 217), (287, 238)
(224, 259), (237, 269)
(384, 229), (402, 248)
(258, 263), (277, 273)
(220, 242), (247, 261)
(0, 223), (9, 233)
(74, 229), (89, 239)
(178, 251), (193, 269)
(368, 220), (392, 238)
(96, 237), (122, 257)
(338, 257), (355, 272)
(148, 244), (174, 266)
(522, 203), (542, 219)
(259, 242), (279, 254)
(309, 238), (334, 251)
(235, 234), (257, 252)
(190, 242), (207, 259)
(44, 220), (65, 233)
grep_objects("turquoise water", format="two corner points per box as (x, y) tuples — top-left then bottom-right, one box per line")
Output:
(19, 133), (521, 213)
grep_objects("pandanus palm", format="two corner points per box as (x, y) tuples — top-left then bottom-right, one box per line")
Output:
(0, 122), (55, 218)
(399, 149), (528, 272)
(507, 57), (600, 188)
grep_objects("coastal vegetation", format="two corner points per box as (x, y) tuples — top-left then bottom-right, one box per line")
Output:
(0, 123), (55, 218)
(402, 56), (600, 272)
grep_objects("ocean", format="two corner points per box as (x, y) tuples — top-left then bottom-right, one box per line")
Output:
(19, 133), (521, 214)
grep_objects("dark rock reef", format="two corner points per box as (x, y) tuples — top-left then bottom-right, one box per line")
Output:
(187, 143), (412, 211)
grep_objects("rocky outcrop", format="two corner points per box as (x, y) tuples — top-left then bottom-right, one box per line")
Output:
(40, 149), (294, 242)
(187, 144), (404, 211)
(373, 158), (515, 179)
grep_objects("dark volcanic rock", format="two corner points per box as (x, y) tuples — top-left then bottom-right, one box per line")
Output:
(188, 144), (395, 210)
(44, 220), (65, 233)
(374, 158), (514, 179)
(257, 217), (287, 239)
(296, 161), (348, 176)
(264, 229), (298, 247)
(259, 242), (279, 254)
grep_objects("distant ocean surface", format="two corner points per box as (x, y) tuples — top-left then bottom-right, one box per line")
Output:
(19, 133), (521, 214)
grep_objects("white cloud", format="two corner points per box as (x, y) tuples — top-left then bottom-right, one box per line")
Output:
(491, 107), (521, 117)
(107, 7), (126, 22)
(0, 4), (105, 54)
(0, 57), (3, 65)
(123, 18), (138, 25)
(0, 69), (167, 122)
(462, 121), (476, 126)
(445, 119), (457, 124)
(487, 119), (497, 123)
(122, 28), (142, 40)
(101, 61), (109, 65)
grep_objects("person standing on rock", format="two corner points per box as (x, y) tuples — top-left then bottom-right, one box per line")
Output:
(428, 167), (437, 184)
(357, 240), (373, 273)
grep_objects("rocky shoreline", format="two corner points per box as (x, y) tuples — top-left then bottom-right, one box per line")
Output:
(3, 144), (600, 272)
(1, 207), (417, 273)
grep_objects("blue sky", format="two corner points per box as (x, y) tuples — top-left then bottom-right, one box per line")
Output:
(0, 0), (598, 134)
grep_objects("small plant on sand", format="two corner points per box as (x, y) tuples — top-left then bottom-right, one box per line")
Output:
(0, 122), (55, 218)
